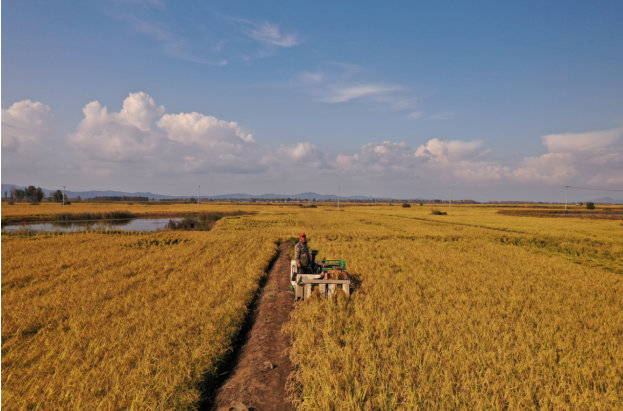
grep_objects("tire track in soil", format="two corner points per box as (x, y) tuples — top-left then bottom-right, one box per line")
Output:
(209, 241), (296, 411)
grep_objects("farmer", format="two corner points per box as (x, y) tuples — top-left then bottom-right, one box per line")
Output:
(295, 233), (312, 274)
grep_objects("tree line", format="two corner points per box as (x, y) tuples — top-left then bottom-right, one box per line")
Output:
(5, 186), (68, 203)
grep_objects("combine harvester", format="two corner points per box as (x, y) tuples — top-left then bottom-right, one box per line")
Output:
(290, 249), (352, 300)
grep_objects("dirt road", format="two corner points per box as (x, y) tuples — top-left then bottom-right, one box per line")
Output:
(210, 242), (296, 411)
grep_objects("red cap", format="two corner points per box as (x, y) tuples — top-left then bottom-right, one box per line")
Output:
(299, 233), (306, 237)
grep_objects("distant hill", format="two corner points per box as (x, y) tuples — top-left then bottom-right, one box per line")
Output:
(1, 183), (384, 201)
(2, 184), (170, 200)
(591, 197), (623, 204)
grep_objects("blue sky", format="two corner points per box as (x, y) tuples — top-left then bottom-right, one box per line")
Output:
(2, 0), (622, 200)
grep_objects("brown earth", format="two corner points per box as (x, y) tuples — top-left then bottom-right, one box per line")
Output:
(210, 241), (297, 411)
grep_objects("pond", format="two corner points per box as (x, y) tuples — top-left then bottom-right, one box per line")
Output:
(2, 218), (183, 233)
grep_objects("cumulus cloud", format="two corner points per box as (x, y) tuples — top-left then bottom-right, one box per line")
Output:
(511, 127), (623, 184)
(415, 138), (483, 161)
(68, 92), (165, 162)
(332, 129), (622, 188)
(542, 128), (622, 152)
(67, 92), (268, 175)
(336, 141), (416, 174)
(274, 142), (329, 168)
(4, 93), (621, 194)
(157, 112), (254, 146)
(512, 153), (577, 183)
(1, 100), (53, 153)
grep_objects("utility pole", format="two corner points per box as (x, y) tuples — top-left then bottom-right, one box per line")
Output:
(565, 185), (569, 210)
(198, 185), (200, 208)
(338, 187), (340, 210)
(63, 186), (66, 207)
(449, 187), (452, 212)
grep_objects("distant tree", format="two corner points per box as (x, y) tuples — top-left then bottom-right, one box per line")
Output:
(14, 189), (25, 202)
(36, 187), (45, 202)
(53, 190), (63, 202)
(586, 202), (595, 210)
(25, 186), (37, 202)
(4, 191), (7, 199)
(77, 196), (81, 201)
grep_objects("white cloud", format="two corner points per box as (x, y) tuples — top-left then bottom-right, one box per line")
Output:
(157, 111), (262, 174)
(512, 127), (623, 184)
(542, 128), (622, 152)
(274, 142), (330, 169)
(67, 92), (266, 175)
(321, 85), (404, 103)
(336, 141), (415, 173)
(415, 138), (483, 161)
(293, 64), (420, 113)
(589, 151), (623, 165)
(332, 130), (622, 189)
(1, 100), (53, 153)
(5, 93), (621, 196)
(157, 112), (255, 145)
(68, 92), (165, 162)
(512, 153), (577, 183)
(246, 22), (302, 47)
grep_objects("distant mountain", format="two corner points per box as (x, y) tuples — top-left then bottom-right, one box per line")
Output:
(208, 192), (380, 201)
(1, 184), (172, 200)
(1, 183), (386, 201)
(592, 197), (623, 204)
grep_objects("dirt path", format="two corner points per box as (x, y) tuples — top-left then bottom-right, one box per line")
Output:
(210, 242), (296, 411)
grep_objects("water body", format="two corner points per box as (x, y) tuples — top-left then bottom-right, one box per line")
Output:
(2, 218), (183, 232)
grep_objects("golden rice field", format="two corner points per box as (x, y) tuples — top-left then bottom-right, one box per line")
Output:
(2, 204), (622, 410)
(1, 221), (278, 410)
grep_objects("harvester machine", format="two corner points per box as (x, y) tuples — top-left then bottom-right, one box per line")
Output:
(291, 249), (352, 301)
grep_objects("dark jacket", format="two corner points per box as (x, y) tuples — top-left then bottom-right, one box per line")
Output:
(295, 241), (310, 267)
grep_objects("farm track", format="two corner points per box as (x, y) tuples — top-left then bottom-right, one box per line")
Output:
(208, 241), (296, 411)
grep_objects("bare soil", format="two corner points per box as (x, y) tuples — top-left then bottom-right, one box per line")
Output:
(210, 242), (296, 411)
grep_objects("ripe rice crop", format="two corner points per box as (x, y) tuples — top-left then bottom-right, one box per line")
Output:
(279, 208), (623, 410)
(2, 204), (622, 410)
(2, 222), (278, 410)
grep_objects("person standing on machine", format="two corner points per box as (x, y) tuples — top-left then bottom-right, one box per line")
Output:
(295, 233), (312, 274)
